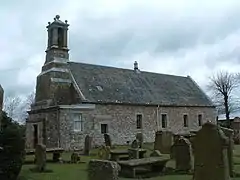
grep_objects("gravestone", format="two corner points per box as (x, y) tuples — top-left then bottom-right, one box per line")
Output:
(71, 152), (81, 163)
(174, 136), (193, 172)
(98, 145), (110, 160)
(150, 150), (162, 157)
(35, 144), (46, 172)
(128, 139), (140, 159)
(128, 148), (139, 159)
(221, 127), (234, 177)
(136, 133), (144, 148)
(131, 139), (140, 149)
(154, 131), (173, 154)
(104, 134), (112, 147)
(84, 135), (92, 155)
(193, 122), (230, 180)
(88, 159), (120, 180)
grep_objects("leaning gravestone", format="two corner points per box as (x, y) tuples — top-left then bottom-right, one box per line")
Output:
(84, 135), (92, 155)
(104, 134), (112, 147)
(193, 122), (230, 180)
(88, 159), (120, 180)
(35, 144), (47, 172)
(136, 133), (144, 148)
(174, 136), (193, 172)
(221, 127), (234, 177)
(154, 131), (173, 154)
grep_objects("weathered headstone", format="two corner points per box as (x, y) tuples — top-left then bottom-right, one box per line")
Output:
(174, 136), (193, 172)
(193, 122), (230, 180)
(84, 135), (92, 155)
(150, 150), (162, 157)
(131, 139), (139, 149)
(154, 131), (173, 154)
(35, 144), (46, 172)
(88, 159), (120, 180)
(104, 134), (112, 147)
(221, 127), (234, 177)
(71, 152), (81, 163)
(128, 148), (139, 159)
(136, 133), (143, 148)
(98, 145), (110, 160)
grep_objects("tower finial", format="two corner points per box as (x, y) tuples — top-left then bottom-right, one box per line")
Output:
(56, 15), (60, 20)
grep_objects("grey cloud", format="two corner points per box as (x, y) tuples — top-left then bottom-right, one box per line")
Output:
(2, 0), (240, 98)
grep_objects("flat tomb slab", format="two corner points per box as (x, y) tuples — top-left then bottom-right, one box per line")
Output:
(110, 148), (147, 155)
(25, 148), (64, 155)
(118, 157), (169, 166)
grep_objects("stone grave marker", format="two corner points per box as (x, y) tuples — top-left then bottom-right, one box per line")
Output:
(84, 135), (92, 155)
(136, 133), (144, 148)
(174, 136), (193, 172)
(131, 139), (139, 149)
(35, 144), (46, 172)
(104, 134), (112, 147)
(221, 127), (234, 177)
(71, 152), (81, 163)
(88, 159), (120, 180)
(193, 122), (230, 180)
(154, 131), (173, 154)
(128, 139), (140, 159)
(150, 150), (162, 157)
(98, 145), (110, 160)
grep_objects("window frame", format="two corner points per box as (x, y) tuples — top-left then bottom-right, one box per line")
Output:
(136, 114), (143, 129)
(198, 114), (203, 126)
(73, 113), (83, 132)
(101, 124), (108, 134)
(183, 114), (189, 127)
(161, 113), (168, 128)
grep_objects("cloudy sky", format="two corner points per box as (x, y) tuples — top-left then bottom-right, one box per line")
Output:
(1, 0), (240, 98)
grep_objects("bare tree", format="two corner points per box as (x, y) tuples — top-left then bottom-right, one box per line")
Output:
(20, 91), (35, 123)
(208, 71), (240, 128)
(3, 96), (22, 120)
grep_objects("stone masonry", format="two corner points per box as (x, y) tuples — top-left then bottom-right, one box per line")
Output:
(26, 104), (216, 150)
(58, 104), (216, 150)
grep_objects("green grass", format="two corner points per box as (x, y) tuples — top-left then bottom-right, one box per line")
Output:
(19, 143), (240, 180)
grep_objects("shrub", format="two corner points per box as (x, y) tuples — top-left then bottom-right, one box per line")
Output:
(0, 111), (25, 180)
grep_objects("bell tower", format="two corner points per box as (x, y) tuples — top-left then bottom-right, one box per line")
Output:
(45, 15), (69, 64)
(34, 15), (73, 105)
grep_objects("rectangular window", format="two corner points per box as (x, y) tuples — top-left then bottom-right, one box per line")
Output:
(73, 114), (83, 132)
(101, 124), (108, 134)
(198, 114), (202, 126)
(161, 114), (167, 128)
(136, 114), (142, 129)
(183, 114), (188, 127)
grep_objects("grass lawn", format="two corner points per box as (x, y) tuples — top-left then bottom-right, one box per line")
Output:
(19, 143), (240, 180)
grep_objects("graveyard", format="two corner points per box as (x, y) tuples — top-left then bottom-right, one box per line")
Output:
(17, 122), (240, 180)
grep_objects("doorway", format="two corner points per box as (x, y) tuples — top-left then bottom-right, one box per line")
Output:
(33, 124), (38, 148)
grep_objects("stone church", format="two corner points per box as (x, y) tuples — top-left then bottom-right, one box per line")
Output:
(25, 15), (217, 150)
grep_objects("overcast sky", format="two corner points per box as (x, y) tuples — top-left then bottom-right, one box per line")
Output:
(1, 0), (240, 98)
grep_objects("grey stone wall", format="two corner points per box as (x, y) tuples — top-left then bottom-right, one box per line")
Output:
(26, 109), (59, 149)
(59, 104), (217, 150)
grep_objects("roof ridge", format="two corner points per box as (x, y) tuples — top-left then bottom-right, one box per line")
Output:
(68, 61), (188, 78)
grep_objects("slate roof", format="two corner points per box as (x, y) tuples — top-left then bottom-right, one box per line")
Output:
(68, 62), (214, 107)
